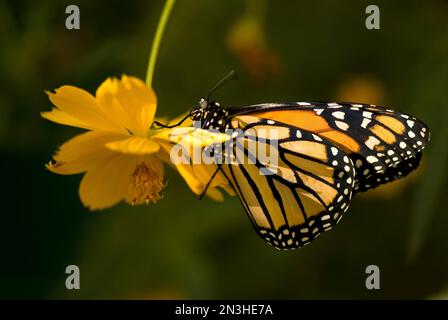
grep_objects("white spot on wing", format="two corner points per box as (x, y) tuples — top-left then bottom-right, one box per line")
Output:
(366, 155), (378, 163)
(361, 118), (371, 128)
(332, 111), (345, 120)
(363, 111), (372, 119)
(335, 121), (349, 130)
(331, 147), (338, 156)
(365, 136), (380, 150)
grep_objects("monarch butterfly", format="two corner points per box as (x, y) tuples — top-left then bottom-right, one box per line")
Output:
(157, 73), (430, 250)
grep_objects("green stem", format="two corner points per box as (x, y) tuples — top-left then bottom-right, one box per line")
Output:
(145, 0), (176, 88)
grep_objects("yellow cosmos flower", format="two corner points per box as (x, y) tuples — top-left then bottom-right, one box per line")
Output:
(152, 118), (235, 202)
(42, 75), (171, 210)
(41, 0), (233, 210)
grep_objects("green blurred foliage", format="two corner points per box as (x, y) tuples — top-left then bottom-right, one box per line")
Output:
(0, 0), (447, 299)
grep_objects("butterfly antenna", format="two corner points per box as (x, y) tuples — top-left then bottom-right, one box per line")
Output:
(206, 70), (237, 100)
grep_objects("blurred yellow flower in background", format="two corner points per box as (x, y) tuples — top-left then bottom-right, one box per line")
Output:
(226, 1), (281, 84)
(336, 76), (385, 105)
(42, 75), (173, 210)
(335, 75), (422, 198)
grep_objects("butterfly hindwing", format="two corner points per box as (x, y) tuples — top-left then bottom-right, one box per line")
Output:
(311, 103), (429, 193)
(219, 118), (356, 250)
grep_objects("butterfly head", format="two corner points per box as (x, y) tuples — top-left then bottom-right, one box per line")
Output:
(190, 98), (229, 131)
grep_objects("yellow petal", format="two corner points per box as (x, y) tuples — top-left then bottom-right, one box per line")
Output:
(79, 154), (138, 210)
(191, 163), (229, 201)
(153, 126), (230, 147)
(158, 141), (205, 195)
(160, 137), (229, 189)
(158, 142), (229, 201)
(192, 163), (222, 187)
(46, 86), (123, 132)
(50, 131), (128, 174)
(47, 151), (114, 175)
(41, 108), (90, 129)
(205, 187), (224, 201)
(174, 161), (208, 195)
(105, 136), (160, 155)
(95, 77), (135, 133)
(181, 164), (226, 201)
(96, 75), (157, 137)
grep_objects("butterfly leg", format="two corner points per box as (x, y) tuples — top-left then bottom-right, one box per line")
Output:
(198, 164), (222, 200)
(151, 113), (190, 128)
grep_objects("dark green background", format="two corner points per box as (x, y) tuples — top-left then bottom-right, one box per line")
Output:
(1, 0), (447, 299)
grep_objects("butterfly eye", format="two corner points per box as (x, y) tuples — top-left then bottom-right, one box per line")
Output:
(199, 98), (209, 109)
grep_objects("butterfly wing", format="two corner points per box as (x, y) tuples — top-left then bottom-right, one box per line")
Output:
(219, 118), (356, 250)
(228, 102), (429, 193)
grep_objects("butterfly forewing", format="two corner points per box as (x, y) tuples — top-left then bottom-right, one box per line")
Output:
(229, 102), (429, 193)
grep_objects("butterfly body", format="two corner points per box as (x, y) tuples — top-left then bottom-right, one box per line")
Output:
(186, 98), (429, 250)
(191, 98), (230, 131)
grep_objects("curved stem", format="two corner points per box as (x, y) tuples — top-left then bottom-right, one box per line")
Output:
(145, 0), (176, 88)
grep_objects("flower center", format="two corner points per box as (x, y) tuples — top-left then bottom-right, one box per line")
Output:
(128, 162), (164, 205)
